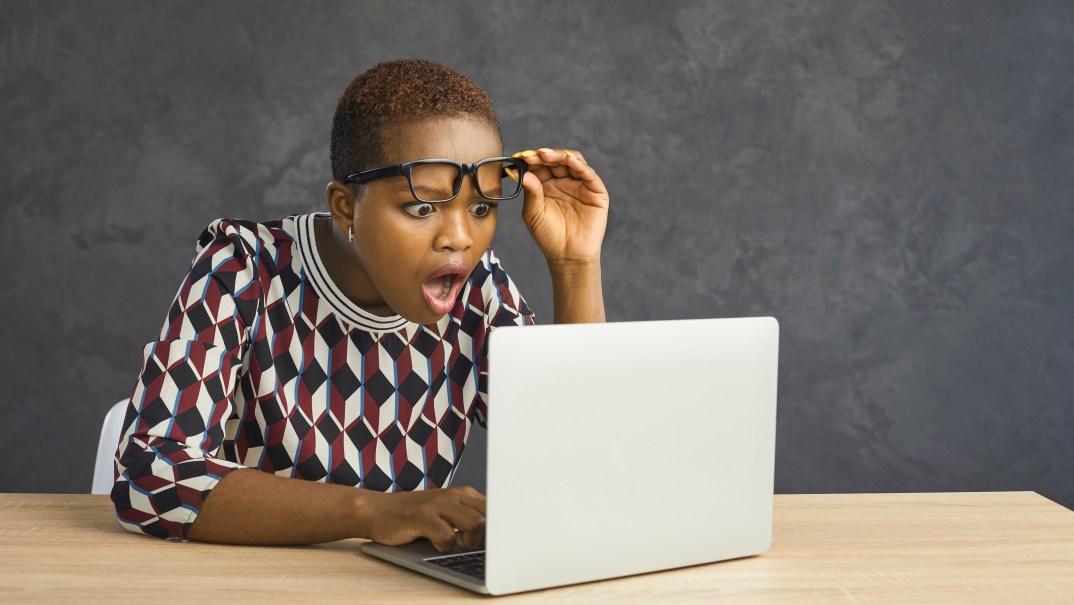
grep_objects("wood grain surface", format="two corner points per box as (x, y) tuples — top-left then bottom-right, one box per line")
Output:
(1, 492), (1072, 604)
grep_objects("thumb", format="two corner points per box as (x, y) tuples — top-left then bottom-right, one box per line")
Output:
(519, 171), (544, 226)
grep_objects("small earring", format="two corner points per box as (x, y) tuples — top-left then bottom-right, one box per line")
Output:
(348, 227), (354, 243)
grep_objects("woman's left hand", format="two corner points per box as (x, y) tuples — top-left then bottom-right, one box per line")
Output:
(509, 148), (609, 266)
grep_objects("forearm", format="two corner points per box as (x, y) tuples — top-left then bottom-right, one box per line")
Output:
(549, 259), (606, 324)
(186, 468), (381, 545)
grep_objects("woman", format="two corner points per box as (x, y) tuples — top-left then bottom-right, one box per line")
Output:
(112, 59), (609, 553)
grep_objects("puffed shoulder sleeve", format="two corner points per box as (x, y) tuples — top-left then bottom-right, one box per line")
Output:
(473, 249), (535, 425)
(111, 219), (265, 541)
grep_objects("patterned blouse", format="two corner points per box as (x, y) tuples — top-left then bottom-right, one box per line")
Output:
(112, 212), (534, 540)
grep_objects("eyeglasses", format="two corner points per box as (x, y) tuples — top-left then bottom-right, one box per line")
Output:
(342, 157), (528, 203)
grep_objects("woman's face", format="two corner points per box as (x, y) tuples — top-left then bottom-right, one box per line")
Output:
(346, 116), (504, 324)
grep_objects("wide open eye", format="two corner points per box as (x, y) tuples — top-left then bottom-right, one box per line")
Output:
(404, 202), (437, 218)
(469, 202), (497, 218)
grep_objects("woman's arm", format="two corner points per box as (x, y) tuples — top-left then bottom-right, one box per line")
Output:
(187, 469), (485, 552)
(512, 147), (610, 324)
(549, 259), (605, 324)
(113, 221), (257, 541)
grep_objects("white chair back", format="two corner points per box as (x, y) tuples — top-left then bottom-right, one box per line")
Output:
(91, 400), (129, 495)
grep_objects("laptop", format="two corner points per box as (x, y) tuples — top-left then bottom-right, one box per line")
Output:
(360, 316), (779, 595)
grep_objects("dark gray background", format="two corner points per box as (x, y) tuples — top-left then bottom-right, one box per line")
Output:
(2, 1), (1072, 508)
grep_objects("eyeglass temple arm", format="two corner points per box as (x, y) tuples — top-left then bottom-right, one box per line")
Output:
(343, 165), (404, 185)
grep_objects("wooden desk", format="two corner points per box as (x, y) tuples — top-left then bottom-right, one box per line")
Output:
(1, 492), (1072, 603)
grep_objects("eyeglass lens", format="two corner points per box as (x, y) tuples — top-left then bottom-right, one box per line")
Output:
(410, 161), (522, 202)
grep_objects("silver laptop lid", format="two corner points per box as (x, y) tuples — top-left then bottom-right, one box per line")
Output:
(485, 317), (779, 595)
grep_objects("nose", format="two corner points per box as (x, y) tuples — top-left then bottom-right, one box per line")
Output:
(432, 206), (473, 252)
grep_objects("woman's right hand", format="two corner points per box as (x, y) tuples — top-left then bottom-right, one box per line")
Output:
(361, 485), (486, 553)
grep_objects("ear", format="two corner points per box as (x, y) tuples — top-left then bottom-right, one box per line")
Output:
(326, 180), (356, 232)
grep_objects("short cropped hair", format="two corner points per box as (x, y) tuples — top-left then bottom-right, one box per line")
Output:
(330, 59), (502, 182)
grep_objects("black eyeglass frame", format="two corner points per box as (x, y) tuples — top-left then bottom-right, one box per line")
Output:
(342, 157), (528, 203)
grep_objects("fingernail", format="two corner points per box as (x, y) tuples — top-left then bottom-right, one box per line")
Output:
(538, 147), (554, 153)
(520, 150), (537, 157)
(564, 150), (576, 158)
(511, 152), (524, 158)
(505, 167), (519, 182)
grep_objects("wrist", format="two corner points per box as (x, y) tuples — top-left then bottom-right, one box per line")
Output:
(549, 258), (606, 325)
(546, 256), (602, 278)
(350, 488), (385, 540)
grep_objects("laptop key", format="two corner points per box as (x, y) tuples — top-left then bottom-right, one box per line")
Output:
(425, 551), (486, 580)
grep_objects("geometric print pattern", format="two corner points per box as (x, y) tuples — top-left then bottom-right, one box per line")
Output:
(112, 213), (534, 541)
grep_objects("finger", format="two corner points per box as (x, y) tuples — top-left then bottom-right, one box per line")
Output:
(457, 524), (485, 551)
(518, 147), (608, 202)
(513, 149), (570, 180)
(423, 518), (459, 553)
(513, 148), (589, 165)
(535, 148), (573, 178)
(560, 152), (599, 182)
(526, 163), (556, 182)
(528, 148), (594, 182)
(562, 148), (588, 164)
(439, 506), (485, 551)
(519, 172), (545, 222)
(453, 484), (484, 498)
(547, 164), (571, 179)
(443, 487), (487, 550)
(562, 154), (608, 196)
(439, 503), (486, 534)
(458, 494), (487, 516)
(447, 485), (487, 508)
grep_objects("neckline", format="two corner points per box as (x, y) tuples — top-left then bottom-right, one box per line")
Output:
(295, 212), (411, 333)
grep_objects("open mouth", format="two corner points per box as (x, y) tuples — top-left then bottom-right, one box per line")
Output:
(421, 264), (469, 316)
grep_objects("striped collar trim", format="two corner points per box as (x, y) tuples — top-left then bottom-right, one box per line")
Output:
(295, 212), (410, 333)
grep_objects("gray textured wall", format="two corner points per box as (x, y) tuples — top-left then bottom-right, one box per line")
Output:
(2, 1), (1072, 508)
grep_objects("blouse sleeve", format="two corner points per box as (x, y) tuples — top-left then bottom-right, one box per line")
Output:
(111, 219), (264, 541)
(474, 249), (535, 426)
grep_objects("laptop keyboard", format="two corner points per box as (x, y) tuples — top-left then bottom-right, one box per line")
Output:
(425, 550), (486, 580)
